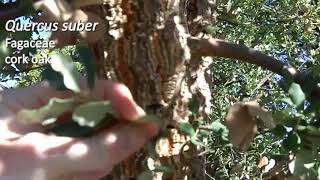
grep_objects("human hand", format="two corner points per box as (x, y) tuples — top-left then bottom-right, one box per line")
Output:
(0, 79), (159, 180)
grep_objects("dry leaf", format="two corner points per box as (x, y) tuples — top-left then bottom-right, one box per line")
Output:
(225, 102), (257, 151)
(155, 137), (171, 157)
(258, 156), (269, 169)
(263, 158), (276, 173)
(34, 0), (77, 47)
(245, 101), (275, 129)
(71, 10), (106, 43)
(35, 0), (73, 22)
(225, 100), (275, 151)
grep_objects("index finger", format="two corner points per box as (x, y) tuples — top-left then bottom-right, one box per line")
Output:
(1, 79), (144, 121)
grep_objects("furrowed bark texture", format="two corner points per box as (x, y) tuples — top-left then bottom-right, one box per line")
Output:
(81, 0), (215, 179)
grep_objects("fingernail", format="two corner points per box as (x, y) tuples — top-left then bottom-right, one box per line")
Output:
(130, 105), (146, 121)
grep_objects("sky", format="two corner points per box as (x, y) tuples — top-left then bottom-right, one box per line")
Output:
(1, 0), (16, 4)
(1, 0), (51, 89)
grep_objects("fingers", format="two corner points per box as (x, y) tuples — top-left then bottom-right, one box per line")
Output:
(92, 79), (145, 121)
(63, 172), (108, 180)
(0, 81), (72, 112)
(1, 79), (144, 121)
(0, 139), (49, 179)
(43, 123), (158, 179)
(0, 79), (159, 179)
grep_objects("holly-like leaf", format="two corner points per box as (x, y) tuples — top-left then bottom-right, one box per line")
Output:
(178, 122), (196, 137)
(49, 120), (94, 137)
(288, 83), (306, 107)
(17, 98), (75, 124)
(210, 121), (229, 141)
(50, 53), (81, 93)
(72, 100), (115, 128)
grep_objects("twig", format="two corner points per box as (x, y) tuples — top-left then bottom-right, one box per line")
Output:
(70, 0), (104, 8)
(187, 37), (320, 97)
(252, 72), (274, 94)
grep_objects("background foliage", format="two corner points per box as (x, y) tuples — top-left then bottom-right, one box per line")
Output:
(203, 0), (320, 179)
(0, 0), (319, 179)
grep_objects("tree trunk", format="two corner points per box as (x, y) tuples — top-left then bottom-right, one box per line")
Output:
(82, 0), (215, 179)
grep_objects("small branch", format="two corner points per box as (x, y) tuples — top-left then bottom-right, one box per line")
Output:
(217, 16), (240, 26)
(0, 65), (47, 74)
(187, 37), (320, 97)
(69, 0), (104, 8)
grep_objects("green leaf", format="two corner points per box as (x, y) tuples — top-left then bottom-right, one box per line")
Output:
(305, 98), (320, 115)
(73, 100), (115, 128)
(190, 137), (205, 146)
(189, 95), (199, 115)
(211, 121), (226, 132)
(288, 83), (306, 106)
(283, 131), (301, 153)
(137, 170), (153, 180)
(178, 122), (196, 137)
(272, 125), (287, 138)
(289, 149), (317, 179)
(204, 25), (216, 35)
(297, 126), (320, 145)
(41, 66), (68, 91)
(75, 46), (96, 89)
(226, 0), (233, 13)
(19, 0), (36, 15)
(210, 121), (229, 141)
(50, 53), (81, 93)
(17, 98), (75, 124)
(154, 165), (173, 173)
(0, 40), (10, 68)
(281, 97), (294, 106)
(49, 120), (94, 137)
(199, 129), (211, 137)
(13, 27), (33, 41)
(0, 21), (6, 41)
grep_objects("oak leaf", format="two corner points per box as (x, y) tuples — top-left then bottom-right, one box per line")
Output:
(225, 100), (274, 151)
